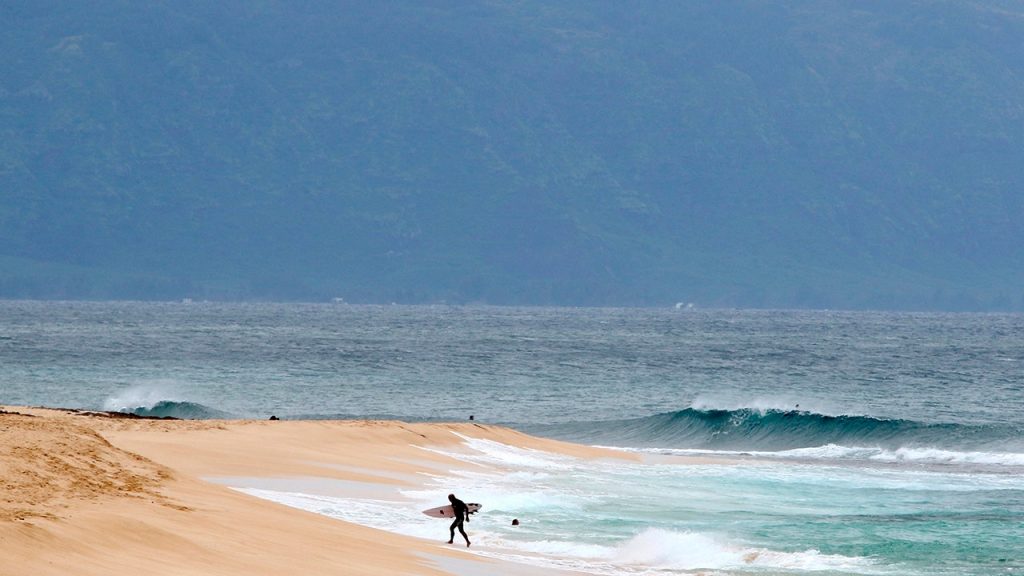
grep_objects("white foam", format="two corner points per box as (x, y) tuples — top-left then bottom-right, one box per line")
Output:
(880, 446), (1024, 466)
(233, 442), (904, 576)
(236, 483), (884, 576)
(613, 529), (740, 568)
(636, 443), (1024, 468)
(611, 528), (878, 572)
(433, 434), (579, 471)
(778, 444), (1024, 467)
(487, 528), (879, 573)
(102, 381), (184, 410)
(233, 488), (443, 540)
(507, 538), (613, 559)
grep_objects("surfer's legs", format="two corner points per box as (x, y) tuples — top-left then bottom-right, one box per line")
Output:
(448, 518), (470, 546)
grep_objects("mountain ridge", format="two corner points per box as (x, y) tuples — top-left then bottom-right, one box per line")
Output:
(2, 1), (1023, 309)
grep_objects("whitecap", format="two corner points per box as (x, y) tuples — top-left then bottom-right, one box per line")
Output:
(611, 528), (878, 573)
(102, 381), (184, 411)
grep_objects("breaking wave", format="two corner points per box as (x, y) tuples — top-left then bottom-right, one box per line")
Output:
(118, 399), (231, 419)
(531, 407), (1024, 460)
(102, 385), (231, 419)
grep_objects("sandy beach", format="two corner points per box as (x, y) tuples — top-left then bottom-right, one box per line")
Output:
(0, 406), (629, 576)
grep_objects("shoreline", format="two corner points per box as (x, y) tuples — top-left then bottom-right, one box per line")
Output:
(0, 406), (629, 575)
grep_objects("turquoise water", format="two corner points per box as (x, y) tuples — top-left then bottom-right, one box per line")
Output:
(232, 435), (1022, 575)
(432, 437), (1022, 575)
(2, 301), (1022, 574)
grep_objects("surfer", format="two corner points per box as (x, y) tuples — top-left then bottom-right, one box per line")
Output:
(446, 493), (471, 547)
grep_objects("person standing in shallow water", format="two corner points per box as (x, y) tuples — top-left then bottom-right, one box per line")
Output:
(447, 493), (471, 547)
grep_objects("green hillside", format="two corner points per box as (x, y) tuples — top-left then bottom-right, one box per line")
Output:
(2, 1), (1023, 309)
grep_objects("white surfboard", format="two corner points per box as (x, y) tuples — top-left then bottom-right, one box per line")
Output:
(421, 502), (482, 518)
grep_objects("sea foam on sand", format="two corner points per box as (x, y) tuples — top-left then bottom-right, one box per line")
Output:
(0, 406), (613, 576)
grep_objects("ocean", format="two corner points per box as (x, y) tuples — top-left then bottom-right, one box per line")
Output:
(2, 301), (1021, 575)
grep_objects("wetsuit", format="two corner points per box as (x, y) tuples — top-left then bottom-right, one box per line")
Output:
(448, 496), (470, 546)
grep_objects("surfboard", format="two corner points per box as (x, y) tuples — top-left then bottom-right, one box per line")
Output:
(421, 502), (482, 518)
